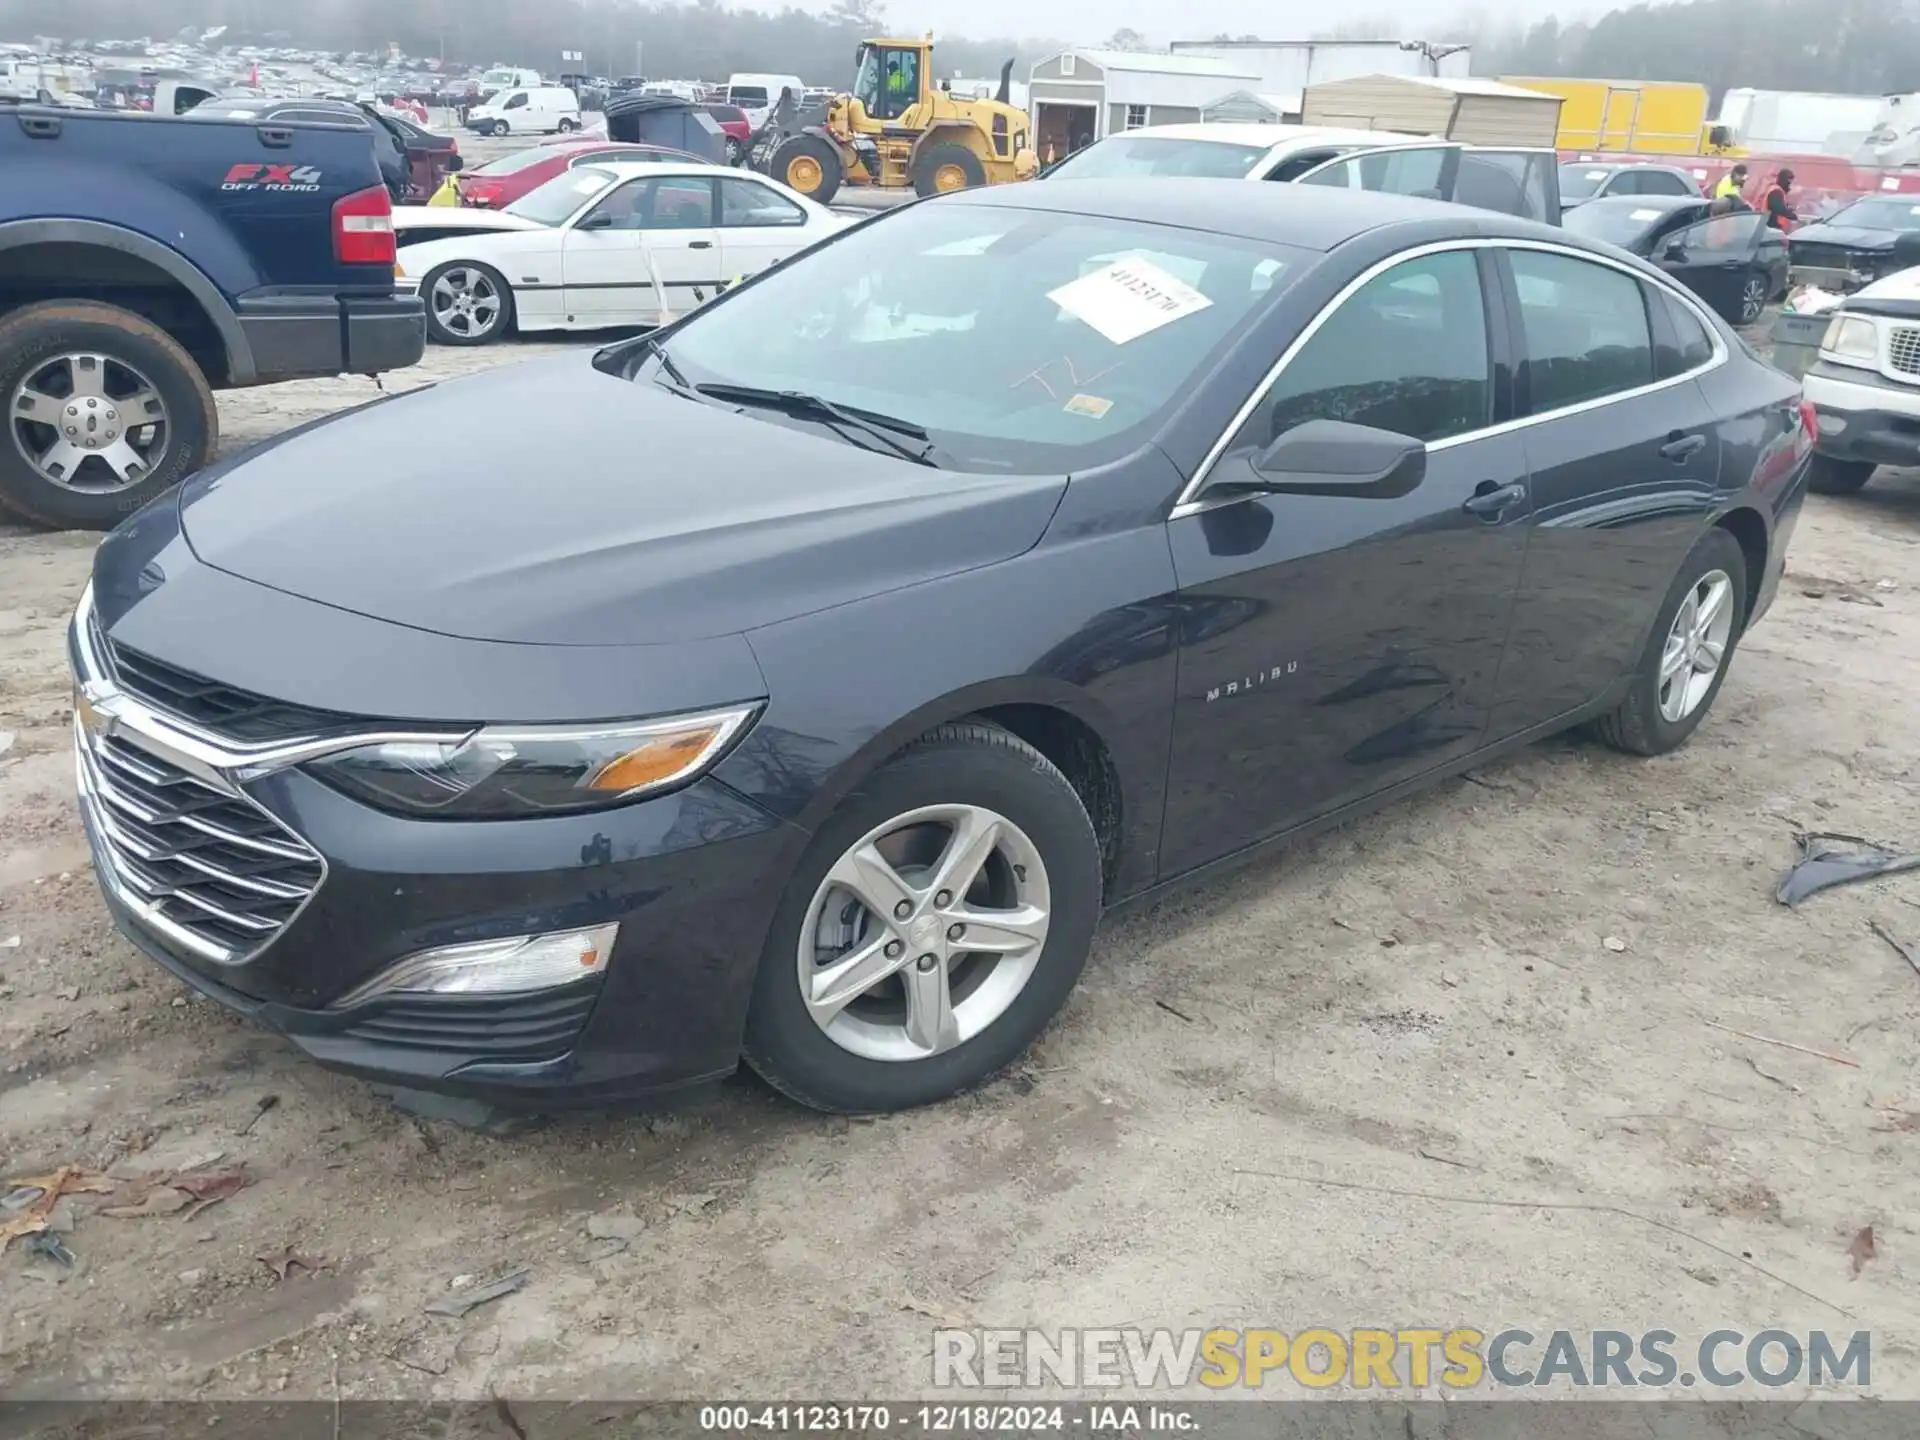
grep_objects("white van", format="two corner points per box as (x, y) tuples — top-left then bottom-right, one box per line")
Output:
(476, 66), (542, 98)
(464, 86), (581, 137)
(726, 72), (806, 129)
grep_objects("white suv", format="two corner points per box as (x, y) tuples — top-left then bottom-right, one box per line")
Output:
(1801, 267), (1920, 493)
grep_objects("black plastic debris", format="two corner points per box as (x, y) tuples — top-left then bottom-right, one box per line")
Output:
(1776, 832), (1920, 907)
(25, 1232), (75, 1268)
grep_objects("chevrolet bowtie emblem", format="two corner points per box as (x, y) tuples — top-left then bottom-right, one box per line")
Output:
(74, 685), (112, 742)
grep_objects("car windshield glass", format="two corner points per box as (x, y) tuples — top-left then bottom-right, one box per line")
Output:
(1559, 164), (1612, 200)
(506, 167), (618, 225)
(1045, 137), (1271, 180)
(471, 146), (569, 176)
(1561, 201), (1675, 247)
(731, 86), (768, 106)
(1828, 197), (1920, 230)
(657, 201), (1305, 472)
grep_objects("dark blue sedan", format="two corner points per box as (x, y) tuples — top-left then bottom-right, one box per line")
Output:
(71, 180), (1813, 1114)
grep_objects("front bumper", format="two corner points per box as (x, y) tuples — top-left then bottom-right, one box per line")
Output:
(233, 292), (426, 383)
(71, 605), (799, 1110)
(1802, 361), (1920, 467)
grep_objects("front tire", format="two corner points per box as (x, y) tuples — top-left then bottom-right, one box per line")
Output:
(489, 118), (508, 137)
(770, 134), (844, 203)
(422, 261), (513, 346)
(0, 300), (217, 531)
(743, 722), (1102, 1114)
(557, 117), (579, 133)
(1807, 454), (1874, 494)
(1593, 527), (1747, 757)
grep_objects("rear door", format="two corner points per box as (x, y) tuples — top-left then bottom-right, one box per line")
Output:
(1489, 246), (1723, 735)
(1294, 143), (1461, 202)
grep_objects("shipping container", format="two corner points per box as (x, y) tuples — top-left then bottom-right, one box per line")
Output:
(1501, 76), (1713, 155)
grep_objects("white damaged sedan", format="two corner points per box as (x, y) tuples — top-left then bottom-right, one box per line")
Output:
(393, 161), (848, 345)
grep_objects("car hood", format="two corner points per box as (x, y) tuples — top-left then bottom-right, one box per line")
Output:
(178, 356), (1068, 648)
(1792, 222), (1898, 251)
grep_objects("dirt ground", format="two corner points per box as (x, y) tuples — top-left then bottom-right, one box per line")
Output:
(3, 331), (1919, 1405)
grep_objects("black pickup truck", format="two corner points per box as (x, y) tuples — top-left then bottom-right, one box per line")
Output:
(0, 102), (426, 529)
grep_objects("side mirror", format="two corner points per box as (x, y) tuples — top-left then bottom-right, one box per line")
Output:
(445, 153), (463, 172)
(576, 210), (614, 230)
(1227, 419), (1427, 499)
(1662, 238), (1687, 261)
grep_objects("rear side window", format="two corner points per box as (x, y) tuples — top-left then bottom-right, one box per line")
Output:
(1638, 170), (1694, 196)
(1246, 249), (1491, 446)
(1509, 250), (1654, 413)
(1652, 286), (1715, 378)
(1459, 152), (1555, 222)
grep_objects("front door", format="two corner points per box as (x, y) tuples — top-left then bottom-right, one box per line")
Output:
(1159, 247), (1530, 876)
(1294, 143), (1462, 202)
(1490, 246), (1723, 734)
(563, 175), (720, 326)
(1653, 211), (1768, 324)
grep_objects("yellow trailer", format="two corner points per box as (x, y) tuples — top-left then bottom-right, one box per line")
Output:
(1498, 76), (1725, 155)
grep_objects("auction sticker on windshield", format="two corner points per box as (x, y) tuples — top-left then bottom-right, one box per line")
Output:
(1048, 258), (1213, 345)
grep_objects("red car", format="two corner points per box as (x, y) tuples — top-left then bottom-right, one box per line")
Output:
(703, 103), (752, 164)
(456, 139), (715, 208)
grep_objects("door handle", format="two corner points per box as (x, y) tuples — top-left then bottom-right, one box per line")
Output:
(688, 240), (714, 249)
(1462, 480), (1526, 518)
(1659, 432), (1707, 462)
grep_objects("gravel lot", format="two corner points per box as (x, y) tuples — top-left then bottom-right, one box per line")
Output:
(2, 330), (1918, 1403)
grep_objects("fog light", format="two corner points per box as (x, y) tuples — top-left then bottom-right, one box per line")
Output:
(336, 923), (618, 1005)
(1820, 413), (1848, 434)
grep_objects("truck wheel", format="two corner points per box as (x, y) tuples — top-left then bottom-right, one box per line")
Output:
(771, 135), (843, 203)
(423, 262), (514, 346)
(1807, 455), (1874, 494)
(0, 300), (217, 532)
(912, 143), (987, 197)
(557, 117), (579, 133)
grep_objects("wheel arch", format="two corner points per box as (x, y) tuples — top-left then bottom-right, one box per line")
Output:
(910, 123), (993, 167)
(0, 219), (251, 384)
(1713, 503), (1769, 623)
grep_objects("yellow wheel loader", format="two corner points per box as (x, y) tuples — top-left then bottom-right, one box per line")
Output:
(759, 38), (1037, 204)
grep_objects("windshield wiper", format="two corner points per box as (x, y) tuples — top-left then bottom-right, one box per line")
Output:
(694, 382), (941, 466)
(639, 335), (698, 397)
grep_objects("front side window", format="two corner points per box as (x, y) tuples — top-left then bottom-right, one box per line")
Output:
(1298, 146), (1453, 200)
(656, 203), (1309, 472)
(503, 92), (528, 110)
(1509, 249), (1654, 413)
(1668, 212), (1764, 258)
(1244, 249), (1491, 448)
(719, 178), (806, 227)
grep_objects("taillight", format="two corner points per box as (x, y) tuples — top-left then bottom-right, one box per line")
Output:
(332, 184), (395, 266)
(1797, 398), (1819, 445)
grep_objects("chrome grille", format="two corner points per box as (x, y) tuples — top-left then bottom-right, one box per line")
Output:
(75, 723), (325, 965)
(1888, 326), (1920, 377)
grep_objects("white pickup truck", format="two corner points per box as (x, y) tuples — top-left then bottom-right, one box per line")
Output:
(1801, 266), (1920, 493)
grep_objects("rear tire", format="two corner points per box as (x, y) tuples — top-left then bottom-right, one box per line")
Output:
(422, 261), (514, 346)
(912, 141), (987, 197)
(1592, 527), (1747, 757)
(743, 722), (1102, 1114)
(0, 300), (217, 531)
(770, 134), (844, 203)
(1807, 454), (1874, 494)
(1738, 271), (1768, 325)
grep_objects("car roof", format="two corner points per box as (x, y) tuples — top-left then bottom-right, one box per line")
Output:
(944, 177), (1567, 253)
(1105, 121), (1432, 151)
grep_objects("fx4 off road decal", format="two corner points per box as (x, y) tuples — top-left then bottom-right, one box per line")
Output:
(222, 164), (324, 192)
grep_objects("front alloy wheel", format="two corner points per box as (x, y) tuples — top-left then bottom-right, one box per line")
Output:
(10, 352), (169, 494)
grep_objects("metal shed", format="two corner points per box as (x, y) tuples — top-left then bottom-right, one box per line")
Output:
(1300, 75), (1562, 148)
(1199, 90), (1302, 125)
(1027, 48), (1260, 163)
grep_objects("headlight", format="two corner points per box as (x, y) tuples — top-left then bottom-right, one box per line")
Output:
(307, 704), (757, 818)
(1821, 313), (1879, 367)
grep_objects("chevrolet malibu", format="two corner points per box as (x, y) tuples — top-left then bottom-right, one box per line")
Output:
(71, 181), (1812, 1115)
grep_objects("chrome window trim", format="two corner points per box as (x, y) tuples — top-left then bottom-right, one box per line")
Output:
(1169, 236), (1731, 520)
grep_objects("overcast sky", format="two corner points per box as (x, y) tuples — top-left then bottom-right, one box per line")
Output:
(808, 0), (1616, 47)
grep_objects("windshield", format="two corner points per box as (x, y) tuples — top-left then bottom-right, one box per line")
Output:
(191, 103), (270, 119)
(1828, 197), (1920, 231)
(1561, 201), (1675, 247)
(655, 201), (1305, 472)
(1559, 164), (1614, 200)
(506, 166), (617, 225)
(730, 85), (768, 107)
(1045, 136), (1272, 180)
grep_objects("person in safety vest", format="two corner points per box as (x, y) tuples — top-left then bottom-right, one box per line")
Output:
(1713, 163), (1748, 202)
(1764, 169), (1799, 232)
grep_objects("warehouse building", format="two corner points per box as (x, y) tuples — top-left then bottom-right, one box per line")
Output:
(1026, 49), (1260, 162)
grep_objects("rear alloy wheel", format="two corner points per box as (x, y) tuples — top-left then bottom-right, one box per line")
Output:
(424, 262), (512, 346)
(744, 722), (1101, 1113)
(1593, 527), (1747, 756)
(1807, 454), (1874, 494)
(1738, 272), (1768, 325)
(0, 300), (216, 530)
